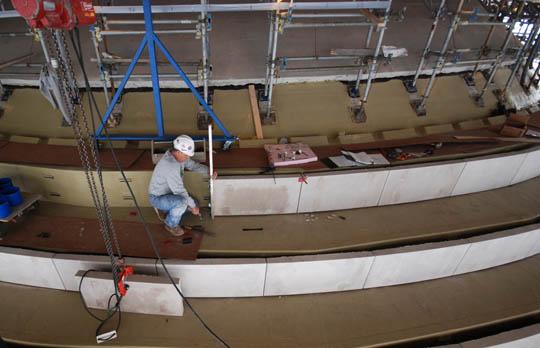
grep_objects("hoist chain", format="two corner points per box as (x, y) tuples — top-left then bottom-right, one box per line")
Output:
(44, 29), (123, 283)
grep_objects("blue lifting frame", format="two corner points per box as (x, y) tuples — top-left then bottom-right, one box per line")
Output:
(94, 0), (236, 144)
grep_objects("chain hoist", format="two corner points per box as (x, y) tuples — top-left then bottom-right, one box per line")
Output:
(42, 27), (124, 286)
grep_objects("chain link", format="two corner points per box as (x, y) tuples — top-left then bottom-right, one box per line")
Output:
(45, 29), (123, 283)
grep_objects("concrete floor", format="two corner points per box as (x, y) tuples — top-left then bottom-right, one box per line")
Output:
(0, 0), (517, 87)
(0, 73), (502, 141)
(1, 254), (539, 347)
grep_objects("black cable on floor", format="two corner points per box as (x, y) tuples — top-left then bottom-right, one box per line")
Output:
(69, 29), (230, 348)
(78, 269), (122, 342)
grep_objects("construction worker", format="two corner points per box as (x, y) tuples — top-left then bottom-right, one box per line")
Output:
(148, 135), (216, 236)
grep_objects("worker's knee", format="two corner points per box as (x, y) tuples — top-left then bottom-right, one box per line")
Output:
(170, 201), (188, 215)
(149, 194), (186, 212)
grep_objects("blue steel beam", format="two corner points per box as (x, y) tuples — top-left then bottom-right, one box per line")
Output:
(153, 33), (233, 139)
(95, 0), (235, 142)
(143, 0), (165, 137)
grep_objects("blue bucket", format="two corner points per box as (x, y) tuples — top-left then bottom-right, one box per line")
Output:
(0, 197), (11, 218)
(0, 177), (12, 189)
(1, 186), (23, 206)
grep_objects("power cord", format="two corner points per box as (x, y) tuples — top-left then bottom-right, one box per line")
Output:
(78, 269), (122, 342)
(69, 29), (230, 348)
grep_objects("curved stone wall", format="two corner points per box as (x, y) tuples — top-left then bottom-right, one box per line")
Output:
(0, 146), (538, 211)
(213, 146), (540, 215)
(1, 224), (538, 298)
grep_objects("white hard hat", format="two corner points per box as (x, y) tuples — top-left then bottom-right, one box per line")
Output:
(173, 135), (195, 156)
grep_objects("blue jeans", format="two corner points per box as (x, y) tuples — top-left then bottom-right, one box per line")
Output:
(149, 194), (188, 228)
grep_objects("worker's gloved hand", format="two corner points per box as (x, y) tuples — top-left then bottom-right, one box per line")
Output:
(212, 171), (218, 180)
(190, 206), (200, 216)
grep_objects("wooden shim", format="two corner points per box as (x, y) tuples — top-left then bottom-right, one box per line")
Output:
(454, 135), (540, 144)
(360, 9), (383, 26)
(248, 85), (264, 140)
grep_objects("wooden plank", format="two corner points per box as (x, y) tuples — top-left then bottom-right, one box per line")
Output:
(454, 135), (540, 144)
(248, 85), (264, 140)
(360, 9), (383, 26)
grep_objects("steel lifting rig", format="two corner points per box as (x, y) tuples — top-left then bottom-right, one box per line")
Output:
(92, 0), (236, 148)
(11, 0), (130, 302)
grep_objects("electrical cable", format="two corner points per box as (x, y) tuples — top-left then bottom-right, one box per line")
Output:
(78, 269), (122, 342)
(69, 29), (230, 348)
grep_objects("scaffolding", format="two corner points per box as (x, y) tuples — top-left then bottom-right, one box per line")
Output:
(405, 0), (530, 116)
(71, 0), (393, 126)
(260, 0), (393, 123)
(2, 0), (540, 127)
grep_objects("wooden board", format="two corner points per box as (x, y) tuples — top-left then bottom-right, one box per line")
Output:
(248, 85), (264, 140)
(454, 135), (540, 144)
(0, 142), (145, 169)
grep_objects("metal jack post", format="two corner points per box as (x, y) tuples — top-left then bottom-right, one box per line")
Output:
(351, 1), (392, 123)
(404, 0), (447, 94)
(94, 0), (236, 147)
(413, 0), (465, 117)
(261, 7), (281, 125)
(197, 0), (212, 130)
(474, 1), (525, 107)
(497, 20), (540, 104)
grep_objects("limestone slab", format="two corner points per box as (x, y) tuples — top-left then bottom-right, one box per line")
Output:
(458, 119), (485, 130)
(289, 135), (329, 146)
(454, 226), (540, 275)
(382, 128), (418, 140)
(264, 252), (374, 296)
(9, 135), (41, 144)
(0, 247), (64, 289)
(238, 138), (278, 148)
(52, 254), (119, 291)
(379, 162), (465, 205)
(511, 148), (540, 184)
(77, 271), (183, 316)
(161, 258), (267, 298)
(424, 123), (455, 135)
(487, 114), (507, 126)
(213, 176), (301, 215)
(298, 170), (389, 212)
(364, 242), (471, 288)
(338, 133), (376, 144)
(47, 138), (78, 146)
(452, 153), (527, 196)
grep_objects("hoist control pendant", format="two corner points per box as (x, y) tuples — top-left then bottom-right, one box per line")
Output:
(11, 0), (96, 29)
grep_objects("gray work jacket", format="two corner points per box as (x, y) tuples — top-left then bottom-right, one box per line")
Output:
(148, 150), (208, 208)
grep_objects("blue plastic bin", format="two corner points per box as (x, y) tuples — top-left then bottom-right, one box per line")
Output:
(1, 186), (23, 206)
(0, 177), (12, 189)
(0, 197), (11, 218)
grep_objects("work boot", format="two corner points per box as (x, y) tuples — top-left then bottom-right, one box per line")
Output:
(164, 224), (185, 237)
